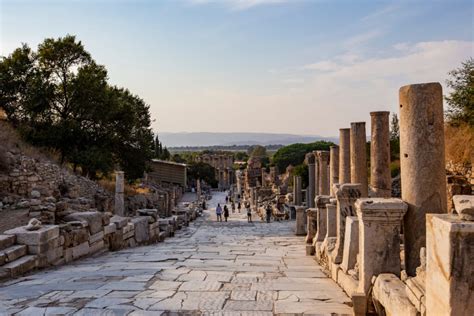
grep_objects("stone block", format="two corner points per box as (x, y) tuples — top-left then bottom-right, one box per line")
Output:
(3, 245), (27, 262)
(89, 240), (105, 254)
(27, 237), (60, 254)
(336, 269), (358, 298)
(104, 223), (117, 235)
(89, 231), (104, 244)
(426, 214), (474, 316)
(341, 216), (359, 273)
(131, 217), (149, 243)
(4, 225), (59, 245)
(0, 235), (16, 251)
(453, 195), (474, 221)
(351, 292), (367, 316)
(72, 242), (89, 259)
(372, 274), (418, 316)
(305, 245), (315, 256)
(63, 212), (103, 234)
(0, 255), (37, 278)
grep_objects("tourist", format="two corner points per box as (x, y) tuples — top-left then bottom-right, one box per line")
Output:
(237, 202), (241, 213)
(202, 201), (206, 210)
(223, 205), (229, 222)
(216, 203), (223, 222)
(225, 196), (228, 203)
(265, 204), (272, 223)
(246, 203), (252, 223)
(231, 202), (235, 213)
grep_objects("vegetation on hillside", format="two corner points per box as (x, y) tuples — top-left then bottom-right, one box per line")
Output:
(272, 141), (334, 173)
(0, 35), (154, 181)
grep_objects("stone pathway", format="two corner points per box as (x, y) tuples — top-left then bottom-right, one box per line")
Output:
(0, 192), (351, 315)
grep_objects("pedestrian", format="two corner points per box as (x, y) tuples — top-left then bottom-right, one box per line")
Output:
(216, 203), (223, 222)
(231, 202), (235, 213)
(202, 201), (207, 210)
(224, 205), (229, 222)
(225, 196), (228, 203)
(266, 204), (272, 223)
(246, 203), (252, 223)
(237, 202), (241, 213)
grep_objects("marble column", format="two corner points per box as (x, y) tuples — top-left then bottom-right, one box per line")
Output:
(370, 111), (392, 197)
(294, 175), (302, 205)
(399, 82), (447, 276)
(115, 171), (125, 216)
(306, 153), (316, 208)
(295, 206), (307, 236)
(329, 146), (339, 196)
(356, 198), (407, 294)
(350, 122), (368, 197)
(317, 151), (330, 196)
(314, 196), (331, 243)
(339, 128), (351, 184)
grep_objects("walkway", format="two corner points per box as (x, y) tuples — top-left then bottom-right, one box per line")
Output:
(0, 191), (351, 315)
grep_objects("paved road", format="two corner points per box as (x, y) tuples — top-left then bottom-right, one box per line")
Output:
(0, 191), (351, 315)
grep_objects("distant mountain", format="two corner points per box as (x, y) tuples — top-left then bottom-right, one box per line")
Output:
(159, 132), (337, 147)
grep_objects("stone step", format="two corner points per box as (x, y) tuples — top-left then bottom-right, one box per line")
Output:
(0, 235), (16, 251)
(0, 255), (37, 279)
(0, 245), (28, 265)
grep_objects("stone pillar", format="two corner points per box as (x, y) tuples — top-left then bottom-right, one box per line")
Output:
(314, 196), (330, 243)
(370, 111), (391, 198)
(426, 196), (474, 316)
(294, 176), (302, 205)
(305, 208), (318, 245)
(340, 216), (359, 273)
(331, 184), (362, 264)
(295, 206), (307, 236)
(399, 82), (447, 276)
(325, 200), (337, 239)
(306, 153), (316, 208)
(196, 179), (202, 198)
(115, 171), (125, 216)
(317, 151), (330, 196)
(339, 128), (351, 184)
(329, 146), (339, 196)
(313, 151), (320, 197)
(350, 122), (368, 197)
(356, 198), (407, 294)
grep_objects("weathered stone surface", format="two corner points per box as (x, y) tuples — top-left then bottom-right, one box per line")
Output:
(295, 206), (306, 236)
(399, 82), (447, 276)
(350, 122), (368, 197)
(305, 153), (316, 208)
(453, 195), (474, 221)
(131, 217), (150, 243)
(373, 274), (418, 316)
(329, 146), (339, 197)
(338, 129), (351, 184)
(356, 198), (407, 294)
(426, 214), (474, 316)
(0, 255), (36, 277)
(340, 216), (358, 274)
(305, 208), (318, 244)
(115, 171), (125, 216)
(0, 235), (16, 251)
(63, 212), (103, 234)
(110, 215), (129, 229)
(370, 111), (391, 198)
(4, 225), (59, 245)
(3, 245), (27, 262)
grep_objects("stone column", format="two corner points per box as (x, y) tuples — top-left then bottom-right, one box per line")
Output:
(306, 153), (316, 208)
(317, 151), (330, 196)
(115, 171), (125, 216)
(329, 146), (339, 196)
(350, 122), (368, 197)
(331, 184), (362, 264)
(314, 196), (330, 243)
(399, 82), (447, 276)
(295, 206), (307, 236)
(313, 151), (320, 197)
(294, 175), (302, 205)
(426, 196), (474, 316)
(306, 208), (318, 254)
(370, 111), (391, 198)
(196, 179), (201, 198)
(356, 198), (407, 294)
(339, 128), (351, 184)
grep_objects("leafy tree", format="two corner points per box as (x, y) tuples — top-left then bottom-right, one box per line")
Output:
(234, 151), (249, 161)
(390, 113), (400, 162)
(292, 164), (308, 188)
(272, 141), (334, 173)
(445, 58), (474, 126)
(0, 35), (154, 180)
(187, 162), (218, 188)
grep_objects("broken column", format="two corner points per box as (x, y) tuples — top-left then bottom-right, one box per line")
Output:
(115, 171), (125, 217)
(425, 195), (474, 316)
(306, 153), (316, 208)
(356, 198), (407, 294)
(329, 146), (339, 196)
(399, 82), (447, 276)
(305, 208), (318, 253)
(317, 151), (330, 196)
(314, 195), (330, 244)
(370, 111), (391, 197)
(340, 216), (359, 274)
(339, 128), (351, 184)
(331, 184), (362, 264)
(295, 206), (307, 236)
(350, 122), (368, 197)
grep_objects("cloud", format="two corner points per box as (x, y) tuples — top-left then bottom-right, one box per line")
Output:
(185, 0), (296, 10)
(360, 4), (399, 22)
(344, 29), (383, 48)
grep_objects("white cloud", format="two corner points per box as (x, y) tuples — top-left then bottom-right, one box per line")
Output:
(185, 0), (297, 10)
(360, 4), (399, 22)
(344, 29), (383, 48)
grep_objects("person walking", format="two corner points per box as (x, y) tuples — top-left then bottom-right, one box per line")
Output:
(225, 196), (228, 203)
(223, 205), (229, 222)
(265, 204), (272, 223)
(231, 202), (235, 213)
(246, 203), (252, 223)
(216, 203), (223, 222)
(237, 202), (241, 213)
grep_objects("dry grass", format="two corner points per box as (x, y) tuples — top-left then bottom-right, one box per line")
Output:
(445, 123), (473, 172)
(98, 176), (150, 196)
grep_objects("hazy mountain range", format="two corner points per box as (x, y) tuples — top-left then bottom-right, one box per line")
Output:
(159, 132), (337, 147)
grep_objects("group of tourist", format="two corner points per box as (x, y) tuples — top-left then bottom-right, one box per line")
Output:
(215, 193), (253, 223)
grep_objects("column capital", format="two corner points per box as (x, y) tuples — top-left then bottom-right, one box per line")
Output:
(356, 198), (407, 223)
(305, 152), (316, 165)
(315, 195), (331, 208)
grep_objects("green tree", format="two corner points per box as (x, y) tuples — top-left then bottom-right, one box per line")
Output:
(445, 58), (474, 126)
(188, 162), (217, 188)
(272, 141), (334, 173)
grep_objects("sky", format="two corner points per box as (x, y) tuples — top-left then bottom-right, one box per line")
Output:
(1, 0), (473, 137)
